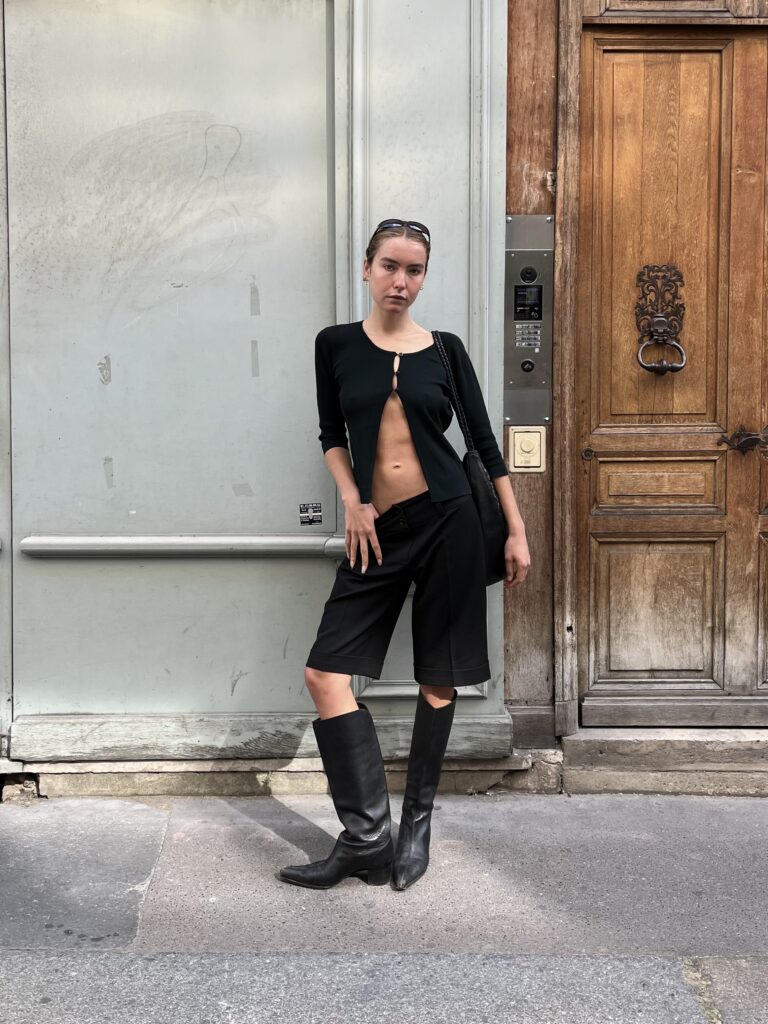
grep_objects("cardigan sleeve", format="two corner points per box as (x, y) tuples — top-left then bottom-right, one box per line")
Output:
(447, 333), (508, 479)
(315, 329), (349, 453)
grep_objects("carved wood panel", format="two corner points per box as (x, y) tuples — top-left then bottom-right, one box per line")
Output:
(583, 1), (768, 15)
(591, 534), (724, 683)
(592, 40), (727, 425)
(593, 454), (724, 512)
(576, 28), (768, 724)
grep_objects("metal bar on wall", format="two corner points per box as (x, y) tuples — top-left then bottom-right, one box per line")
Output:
(20, 535), (346, 557)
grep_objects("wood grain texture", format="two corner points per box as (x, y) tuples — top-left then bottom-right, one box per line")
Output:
(592, 44), (724, 424)
(723, 32), (766, 691)
(729, 0), (762, 15)
(503, 455), (554, 706)
(585, 15), (768, 22)
(583, 0), (768, 18)
(575, 27), (768, 726)
(591, 535), (723, 679)
(506, 0), (558, 214)
(503, 5), (558, 713)
(594, 455), (723, 511)
(572, 19), (595, 731)
(605, 1), (732, 10)
(553, 0), (583, 736)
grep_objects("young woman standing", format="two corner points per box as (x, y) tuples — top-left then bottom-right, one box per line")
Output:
(279, 219), (530, 891)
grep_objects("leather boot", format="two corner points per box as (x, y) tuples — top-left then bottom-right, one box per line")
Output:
(391, 687), (457, 891)
(279, 701), (394, 889)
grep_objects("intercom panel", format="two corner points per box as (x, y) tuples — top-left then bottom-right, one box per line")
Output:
(504, 215), (554, 426)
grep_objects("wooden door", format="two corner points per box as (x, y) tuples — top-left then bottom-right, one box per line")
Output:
(576, 26), (768, 725)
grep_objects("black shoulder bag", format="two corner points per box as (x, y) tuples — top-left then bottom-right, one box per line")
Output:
(431, 330), (508, 586)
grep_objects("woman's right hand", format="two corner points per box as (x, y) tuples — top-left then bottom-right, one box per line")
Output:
(344, 501), (383, 574)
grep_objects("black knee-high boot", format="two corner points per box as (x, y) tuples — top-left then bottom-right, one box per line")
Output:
(391, 688), (457, 891)
(279, 702), (394, 889)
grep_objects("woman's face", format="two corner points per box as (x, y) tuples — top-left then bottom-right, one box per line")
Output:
(363, 235), (428, 314)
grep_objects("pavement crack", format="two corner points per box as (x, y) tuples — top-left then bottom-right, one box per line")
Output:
(681, 956), (723, 1024)
(127, 804), (172, 950)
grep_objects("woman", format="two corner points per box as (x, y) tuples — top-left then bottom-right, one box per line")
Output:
(279, 218), (530, 892)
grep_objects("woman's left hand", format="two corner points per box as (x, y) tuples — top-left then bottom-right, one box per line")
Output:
(504, 532), (530, 588)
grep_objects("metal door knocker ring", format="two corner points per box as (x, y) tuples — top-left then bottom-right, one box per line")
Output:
(635, 264), (687, 375)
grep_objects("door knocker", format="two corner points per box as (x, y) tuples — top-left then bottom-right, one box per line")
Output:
(635, 264), (687, 375)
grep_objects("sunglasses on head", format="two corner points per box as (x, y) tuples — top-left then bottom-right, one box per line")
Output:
(372, 219), (431, 244)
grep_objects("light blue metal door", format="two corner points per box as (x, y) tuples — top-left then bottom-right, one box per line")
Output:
(6, 0), (338, 757)
(4, 0), (513, 764)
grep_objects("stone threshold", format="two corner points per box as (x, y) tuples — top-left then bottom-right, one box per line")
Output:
(11, 726), (768, 797)
(0, 749), (564, 799)
(562, 728), (768, 796)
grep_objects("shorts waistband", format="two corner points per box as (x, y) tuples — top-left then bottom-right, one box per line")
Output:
(374, 489), (432, 530)
(373, 489), (470, 533)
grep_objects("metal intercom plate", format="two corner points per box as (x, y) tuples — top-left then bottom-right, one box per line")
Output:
(504, 215), (554, 425)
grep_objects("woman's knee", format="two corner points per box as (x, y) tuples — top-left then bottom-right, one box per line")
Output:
(304, 666), (353, 699)
(419, 683), (456, 708)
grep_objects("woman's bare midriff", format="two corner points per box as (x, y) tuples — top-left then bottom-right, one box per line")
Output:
(370, 390), (429, 515)
(365, 323), (434, 515)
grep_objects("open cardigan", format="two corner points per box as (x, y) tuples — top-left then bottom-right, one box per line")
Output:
(314, 320), (508, 504)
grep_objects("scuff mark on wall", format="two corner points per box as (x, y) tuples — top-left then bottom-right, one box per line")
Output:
(251, 338), (259, 376)
(103, 456), (115, 488)
(250, 276), (260, 316)
(232, 483), (254, 496)
(230, 667), (248, 696)
(107, 121), (246, 321)
(97, 354), (111, 384)
(11, 111), (277, 324)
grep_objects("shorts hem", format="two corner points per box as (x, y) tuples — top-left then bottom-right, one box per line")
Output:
(306, 651), (383, 678)
(413, 662), (491, 686)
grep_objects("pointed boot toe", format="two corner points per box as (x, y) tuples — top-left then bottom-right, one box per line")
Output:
(279, 834), (394, 890)
(391, 857), (428, 890)
(391, 812), (431, 890)
(278, 863), (317, 888)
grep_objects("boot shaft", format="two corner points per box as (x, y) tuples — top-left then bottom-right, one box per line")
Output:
(312, 702), (391, 840)
(402, 689), (457, 814)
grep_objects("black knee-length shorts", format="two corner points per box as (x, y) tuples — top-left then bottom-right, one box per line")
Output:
(305, 489), (490, 686)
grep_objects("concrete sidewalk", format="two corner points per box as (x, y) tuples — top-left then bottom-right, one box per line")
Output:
(1, 791), (767, 1022)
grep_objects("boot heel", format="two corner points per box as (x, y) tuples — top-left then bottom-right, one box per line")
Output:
(354, 863), (392, 886)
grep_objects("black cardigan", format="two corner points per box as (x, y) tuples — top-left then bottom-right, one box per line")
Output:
(314, 321), (508, 504)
